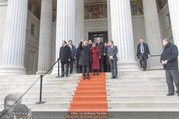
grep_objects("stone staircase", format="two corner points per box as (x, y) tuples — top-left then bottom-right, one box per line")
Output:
(0, 70), (179, 119)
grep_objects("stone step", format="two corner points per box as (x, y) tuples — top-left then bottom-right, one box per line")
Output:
(1, 95), (178, 105)
(107, 95), (179, 101)
(1, 101), (179, 112)
(108, 102), (179, 108)
(106, 82), (167, 87)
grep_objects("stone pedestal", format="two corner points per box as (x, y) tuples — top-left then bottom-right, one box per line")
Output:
(0, 0), (28, 75)
(110, 0), (139, 71)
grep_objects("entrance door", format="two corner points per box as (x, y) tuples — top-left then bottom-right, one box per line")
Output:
(89, 32), (108, 43)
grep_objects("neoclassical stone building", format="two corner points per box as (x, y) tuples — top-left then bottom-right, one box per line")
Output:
(0, 0), (178, 75)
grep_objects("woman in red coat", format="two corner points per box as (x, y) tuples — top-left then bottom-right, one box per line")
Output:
(90, 43), (101, 76)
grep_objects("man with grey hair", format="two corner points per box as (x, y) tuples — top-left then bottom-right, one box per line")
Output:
(96, 37), (106, 72)
(107, 41), (118, 78)
(79, 39), (91, 80)
(161, 38), (179, 96)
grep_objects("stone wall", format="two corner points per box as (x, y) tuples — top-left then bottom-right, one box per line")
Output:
(24, 11), (40, 75)
(158, 3), (173, 42)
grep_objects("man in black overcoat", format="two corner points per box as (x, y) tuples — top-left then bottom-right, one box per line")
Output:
(96, 37), (106, 72)
(137, 38), (150, 71)
(161, 38), (179, 96)
(59, 41), (71, 77)
(79, 39), (91, 80)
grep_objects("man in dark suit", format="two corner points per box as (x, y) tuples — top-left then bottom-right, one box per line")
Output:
(88, 40), (92, 72)
(96, 38), (106, 72)
(107, 41), (118, 79)
(161, 38), (179, 96)
(137, 38), (150, 71)
(68, 40), (76, 74)
(79, 39), (91, 80)
(59, 41), (71, 77)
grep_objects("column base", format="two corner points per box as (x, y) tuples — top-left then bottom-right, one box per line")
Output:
(118, 61), (140, 72)
(0, 66), (26, 75)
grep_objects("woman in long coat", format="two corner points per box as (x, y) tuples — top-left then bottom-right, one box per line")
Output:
(90, 43), (101, 76)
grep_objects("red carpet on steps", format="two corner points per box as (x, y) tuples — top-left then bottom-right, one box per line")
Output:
(67, 72), (108, 119)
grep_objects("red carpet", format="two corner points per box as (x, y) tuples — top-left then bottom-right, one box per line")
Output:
(67, 72), (108, 119)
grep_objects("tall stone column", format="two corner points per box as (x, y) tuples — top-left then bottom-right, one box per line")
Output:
(168, 0), (179, 62)
(107, 0), (112, 41)
(142, 0), (163, 69)
(52, 0), (76, 75)
(36, 0), (52, 74)
(0, 0), (28, 75)
(110, 0), (139, 71)
(75, 0), (84, 46)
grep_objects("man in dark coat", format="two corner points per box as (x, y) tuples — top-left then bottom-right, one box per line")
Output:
(137, 38), (150, 71)
(88, 40), (92, 72)
(68, 40), (76, 74)
(107, 41), (118, 79)
(161, 38), (179, 96)
(79, 39), (91, 80)
(104, 42), (110, 72)
(59, 41), (71, 77)
(76, 43), (82, 73)
(87, 40), (92, 48)
(96, 38), (106, 72)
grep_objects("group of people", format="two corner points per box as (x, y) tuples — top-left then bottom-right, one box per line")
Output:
(59, 37), (179, 96)
(59, 38), (118, 79)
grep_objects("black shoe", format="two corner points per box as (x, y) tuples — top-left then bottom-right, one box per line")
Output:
(83, 76), (85, 80)
(167, 93), (174, 96)
(93, 73), (95, 76)
(112, 76), (115, 79)
(87, 76), (90, 80)
(70, 71), (73, 74)
(61, 75), (64, 77)
(97, 72), (99, 76)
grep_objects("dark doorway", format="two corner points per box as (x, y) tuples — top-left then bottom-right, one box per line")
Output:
(89, 32), (108, 43)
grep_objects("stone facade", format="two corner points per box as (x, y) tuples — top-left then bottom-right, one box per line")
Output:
(0, 0), (177, 75)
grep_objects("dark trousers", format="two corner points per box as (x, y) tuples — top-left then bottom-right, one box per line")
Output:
(110, 60), (117, 78)
(69, 59), (74, 73)
(89, 61), (92, 72)
(165, 69), (179, 94)
(139, 54), (147, 71)
(99, 55), (104, 72)
(77, 67), (82, 73)
(61, 62), (69, 75)
(93, 69), (99, 74)
(82, 66), (89, 77)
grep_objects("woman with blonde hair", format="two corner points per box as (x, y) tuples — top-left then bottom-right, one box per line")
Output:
(90, 42), (101, 76)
